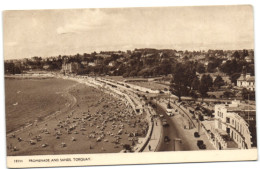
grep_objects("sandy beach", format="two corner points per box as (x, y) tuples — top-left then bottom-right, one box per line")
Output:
(6, 78), (148, 156)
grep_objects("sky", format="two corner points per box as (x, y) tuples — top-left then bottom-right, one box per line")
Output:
(3, 5), (254, 60)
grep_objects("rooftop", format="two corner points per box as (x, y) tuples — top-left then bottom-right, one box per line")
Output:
(226, 103), (256, 112)
(237, 73), (255, 82)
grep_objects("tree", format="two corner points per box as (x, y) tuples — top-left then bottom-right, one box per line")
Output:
(159, 60), (172, 75)
(241, 88), (255, 100)
(198, 82), (209, 99)
(190, 90), (198, 101)
(122, 72), (129, 78)
(232, 51), (241, 60)
(207, 62), (217, 73)
(201, 74), (213, 89)
(116, 64), (126, 76)
(4, 62), (22, 74)
(185, 64), (197, 91)
(242, 49), (249, 58)
(191, 76), (200, 90)
(213, 75), (225, 89)
(196, 64), (205, 73)
(129, 70), (138, 77)
(230, 73), (242, 84)
(220, 60), (238, 75)
(137, 68), (153, 77)
(198, 74), (213, 99)
(223, 91), (233, 98)
(170, 64), (189, 101)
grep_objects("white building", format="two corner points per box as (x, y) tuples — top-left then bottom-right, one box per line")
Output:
(88, 62), (96, 66)
(61, 62), (79, 74)
(108, 61), (116, 67)
(81, 61), (88, 68)
(213, 100), (256, 150)
(43, 64), (50, 70)
(237, 73), (255, 91)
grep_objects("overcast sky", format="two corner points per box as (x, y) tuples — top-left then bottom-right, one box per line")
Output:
(3, 5), (254, 60)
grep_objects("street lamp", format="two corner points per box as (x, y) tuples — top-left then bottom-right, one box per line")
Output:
(168, 87), (171, 108)
(173, 138), (182, 151)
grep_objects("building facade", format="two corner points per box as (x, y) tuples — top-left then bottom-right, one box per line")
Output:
(214, 101), (256, 150)
(237, 73), (255, 91)
(61, 62), (79, 74)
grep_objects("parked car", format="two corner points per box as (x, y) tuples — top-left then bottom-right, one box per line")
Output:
(167, 112), (173, 116)
(166, 109), (173, 116)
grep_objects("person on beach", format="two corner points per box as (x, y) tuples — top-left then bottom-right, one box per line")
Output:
(149, 145), (151, 151)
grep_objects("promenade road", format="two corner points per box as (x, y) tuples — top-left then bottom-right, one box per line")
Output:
(155, 102), (192, 151)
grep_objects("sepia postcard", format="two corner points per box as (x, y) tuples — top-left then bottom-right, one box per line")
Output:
(3, 5), (257, 168)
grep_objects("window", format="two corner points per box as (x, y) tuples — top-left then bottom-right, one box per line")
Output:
(226, 117), (230, 123)
(226, 128), (230, 133)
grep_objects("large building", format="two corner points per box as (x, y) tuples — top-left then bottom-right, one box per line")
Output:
(237, 73), (255, 91)
(213, 100), (256, 150)
(61, 62), (79, 74)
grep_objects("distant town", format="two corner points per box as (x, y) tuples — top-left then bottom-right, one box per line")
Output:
(5, 48), (256, 151)
(4, 48), (255, 98)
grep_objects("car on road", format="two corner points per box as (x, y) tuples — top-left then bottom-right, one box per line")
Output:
(164, 136), (170, 142)
(159, 114), (164, 118)
(166, 111), (174, 117)
(162, 118), (169, 127)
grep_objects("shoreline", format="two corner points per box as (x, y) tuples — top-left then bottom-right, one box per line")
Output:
(6, 76), (150, 155)
(5, 74), (55, 80)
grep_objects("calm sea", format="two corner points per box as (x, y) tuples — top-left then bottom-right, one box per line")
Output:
(5, 78), (76, 133)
